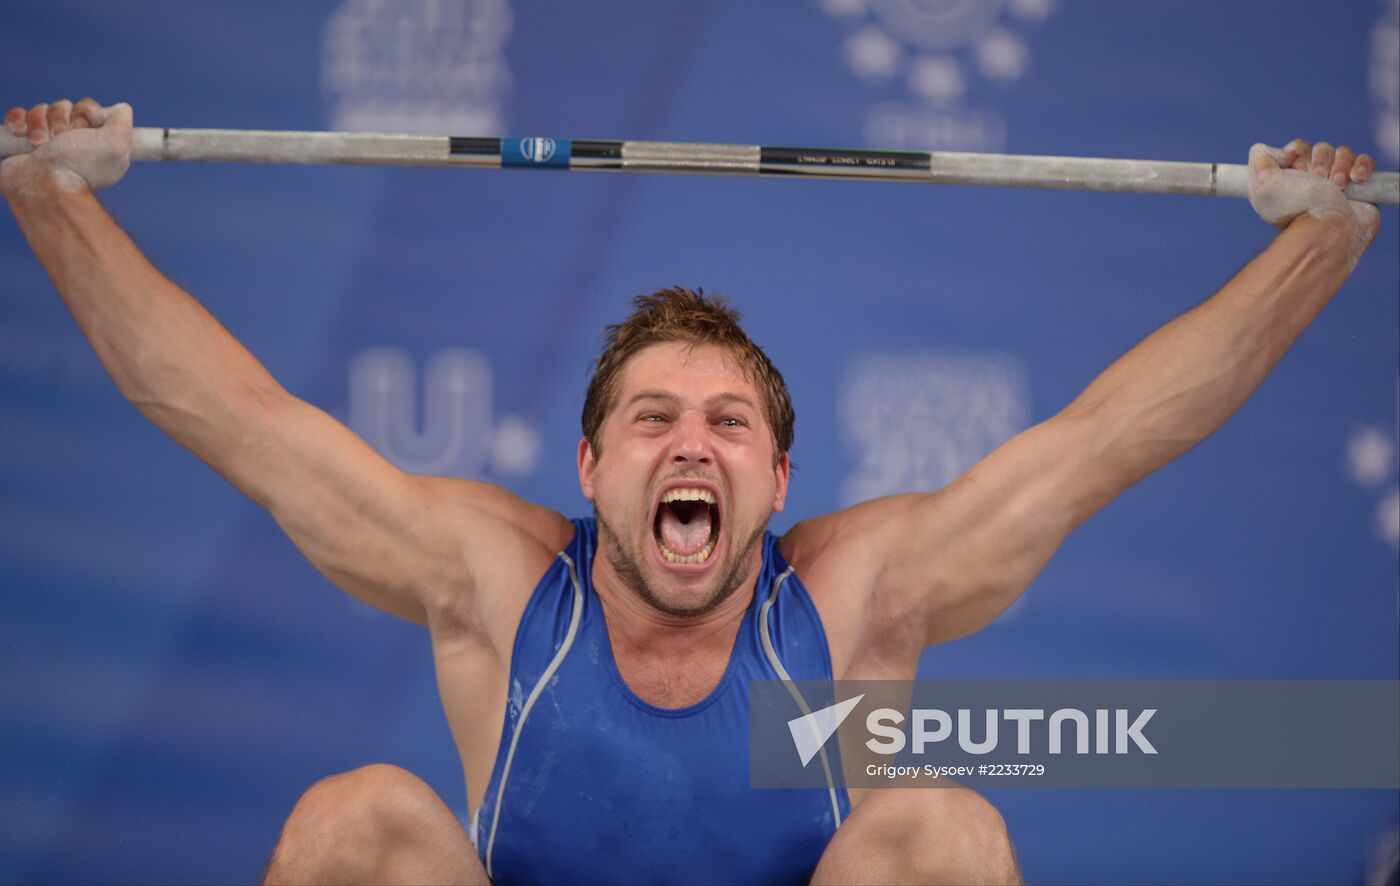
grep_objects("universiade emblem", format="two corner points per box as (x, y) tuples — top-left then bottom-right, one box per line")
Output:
(517, 137), (556, 164)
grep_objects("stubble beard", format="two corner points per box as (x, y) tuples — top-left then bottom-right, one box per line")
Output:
(594, 504), (766, 618)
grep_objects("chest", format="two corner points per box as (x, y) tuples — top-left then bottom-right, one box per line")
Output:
(484, 649), (840, 885)
(610, 640), (734, 709)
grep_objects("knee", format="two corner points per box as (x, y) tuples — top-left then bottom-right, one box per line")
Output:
(934, 789), (1018, 883)
(872, 788), (1019, 885)
(294, 764), (433, 842)
(265, 764), (448, 884)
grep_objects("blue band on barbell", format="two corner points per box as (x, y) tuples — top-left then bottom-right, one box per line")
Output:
(500, 137), (571, 168)
(449, 137), (623, 170)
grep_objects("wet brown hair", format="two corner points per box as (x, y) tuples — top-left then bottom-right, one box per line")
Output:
(582, 287), (794, 463)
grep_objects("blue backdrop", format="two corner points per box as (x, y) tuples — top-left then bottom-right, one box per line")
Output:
(2, 2), (1398, 883)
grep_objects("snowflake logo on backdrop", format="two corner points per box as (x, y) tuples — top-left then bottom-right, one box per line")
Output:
(1372, 0), (1400, 165)
(819, 0), (1054, 151)
(1345, 377), (1400, 551)
(322, 0), (513, 134)
(349, 348), (541, 479)
(838, 351), (1029, 506)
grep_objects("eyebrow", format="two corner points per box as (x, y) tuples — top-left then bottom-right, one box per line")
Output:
(624, 389), (760, 412)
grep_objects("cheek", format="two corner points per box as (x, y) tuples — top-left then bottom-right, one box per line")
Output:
(733, 468), (778, 515)
(592, 460), (644, 512)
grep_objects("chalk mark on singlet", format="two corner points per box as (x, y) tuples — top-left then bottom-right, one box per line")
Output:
(758, 565), (844, 828)
(484, 550), (585, 879)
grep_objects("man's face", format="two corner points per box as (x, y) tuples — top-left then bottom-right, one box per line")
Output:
(578, 341), (790, 618)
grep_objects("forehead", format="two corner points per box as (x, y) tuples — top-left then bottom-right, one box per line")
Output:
(615, 342), (757, 402)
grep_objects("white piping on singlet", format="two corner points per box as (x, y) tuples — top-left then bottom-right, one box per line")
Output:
(758, 565), (844, 828)
(484, 550), (585, 880)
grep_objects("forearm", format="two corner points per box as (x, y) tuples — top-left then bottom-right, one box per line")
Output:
(1066, 214), (1356, 492)
(8, 176), (285, 478)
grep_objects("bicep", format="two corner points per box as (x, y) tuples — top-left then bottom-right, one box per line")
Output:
(876, 407), (1118, 645)
(222, 388), (563, 630)
(223, 391), (458, 623)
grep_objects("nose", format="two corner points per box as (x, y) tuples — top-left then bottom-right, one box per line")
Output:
(670, 412), (713, 465)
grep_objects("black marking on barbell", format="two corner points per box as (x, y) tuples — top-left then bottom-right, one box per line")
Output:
(759, 146), (929, 176)
(449, 136), (502, 157)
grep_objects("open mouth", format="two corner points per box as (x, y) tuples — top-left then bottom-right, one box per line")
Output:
(653, 487), (722, 566)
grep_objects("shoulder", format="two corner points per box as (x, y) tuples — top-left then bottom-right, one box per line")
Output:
(778, 499), (915, 677)
(419, 476), (576, 656)
(779, 494), (923, 581)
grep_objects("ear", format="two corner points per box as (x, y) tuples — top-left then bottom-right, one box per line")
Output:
(578, 436), (598, 500)
(771, 451), (791, 514)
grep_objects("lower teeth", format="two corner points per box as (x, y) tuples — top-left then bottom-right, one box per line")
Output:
(659, 539), (714, 565)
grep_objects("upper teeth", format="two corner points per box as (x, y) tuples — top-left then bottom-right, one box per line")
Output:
(662, 488), (715, 504)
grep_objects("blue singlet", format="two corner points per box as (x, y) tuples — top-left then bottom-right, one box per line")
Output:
(474, 517), (849, 885)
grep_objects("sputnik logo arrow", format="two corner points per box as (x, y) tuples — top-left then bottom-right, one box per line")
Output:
(788, 693), (865, 767)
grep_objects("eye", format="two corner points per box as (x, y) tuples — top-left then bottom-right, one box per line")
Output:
(640, 413), (667, 423)
(719, 417), (745, 429)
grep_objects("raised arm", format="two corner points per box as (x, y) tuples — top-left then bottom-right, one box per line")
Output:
(2, 99), (569, 636)
(796, 139), (1382, 665)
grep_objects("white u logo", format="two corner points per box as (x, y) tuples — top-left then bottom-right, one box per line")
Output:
(349, 347), (496, 476)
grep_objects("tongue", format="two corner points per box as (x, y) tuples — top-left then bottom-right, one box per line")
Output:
(659, 505), (712, 557)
